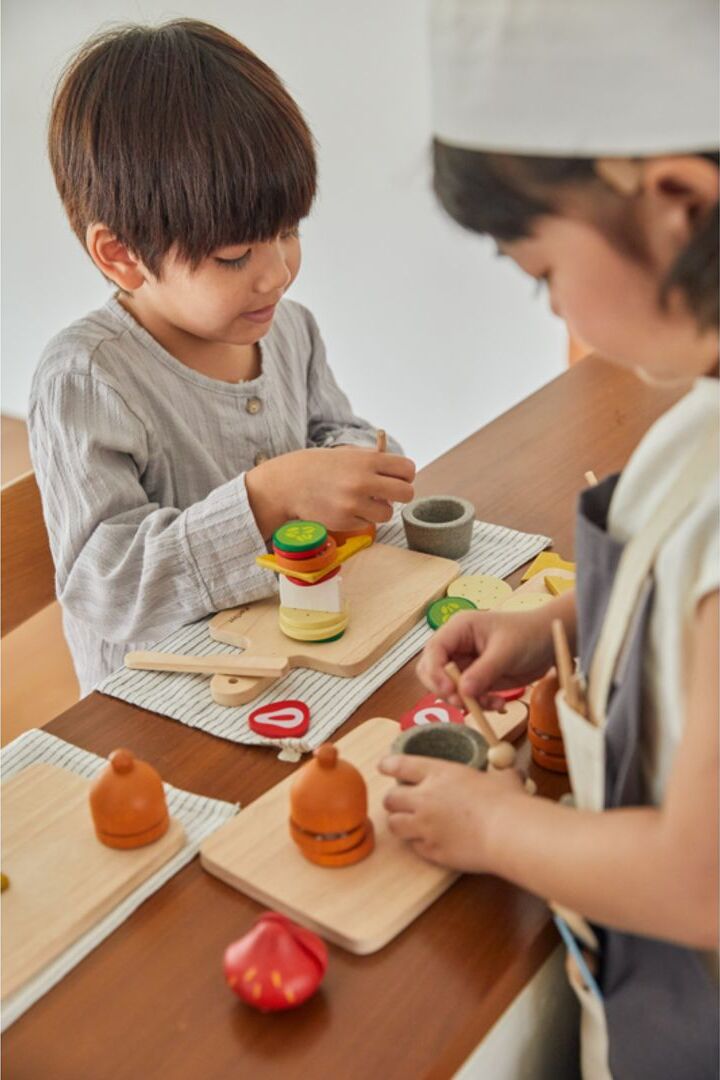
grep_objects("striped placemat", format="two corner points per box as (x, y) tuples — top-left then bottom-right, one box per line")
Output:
(1, 729), (238, 1030)
(99, 515), (550, 756)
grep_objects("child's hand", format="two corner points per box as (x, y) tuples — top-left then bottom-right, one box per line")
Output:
(379, 754), (524, 872)
(247, 447), (415, 538)
(417, 608), (558, 709)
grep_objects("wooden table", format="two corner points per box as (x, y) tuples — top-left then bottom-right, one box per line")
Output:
(3, 359), (683, 1080)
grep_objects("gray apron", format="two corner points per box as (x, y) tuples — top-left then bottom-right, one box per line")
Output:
(573, 474), (719, 1080)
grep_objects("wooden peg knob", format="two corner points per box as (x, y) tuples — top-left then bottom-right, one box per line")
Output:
(487, 741), (516, 770)
(314, 744), (338, 769)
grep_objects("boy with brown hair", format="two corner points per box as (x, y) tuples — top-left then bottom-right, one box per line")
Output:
(31, 19), (415, 693)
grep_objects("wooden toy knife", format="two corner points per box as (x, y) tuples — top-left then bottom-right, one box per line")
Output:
(124, 651), (289, 679)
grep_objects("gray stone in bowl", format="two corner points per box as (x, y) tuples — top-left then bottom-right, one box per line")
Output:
(392, 724), (488, 770)
(401, 495), (475, 559)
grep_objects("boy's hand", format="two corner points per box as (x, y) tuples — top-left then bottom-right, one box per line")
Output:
(417, 608), (560, 709)
(247, 447), (415, 539)
(379, 754), (523, 872)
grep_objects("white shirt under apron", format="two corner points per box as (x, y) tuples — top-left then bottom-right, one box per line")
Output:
(607, 376), (719, 807)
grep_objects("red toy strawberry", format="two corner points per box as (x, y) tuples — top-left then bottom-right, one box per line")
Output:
(223, 912), (327, 1011)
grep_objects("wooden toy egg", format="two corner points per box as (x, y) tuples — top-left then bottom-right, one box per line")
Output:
(289, 743), (374, 867)
(89, 749), (170, 849)
(224, 912), (327, 1011)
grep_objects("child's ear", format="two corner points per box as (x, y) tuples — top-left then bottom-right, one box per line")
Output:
(598, 155), (719, 260)
(640, 156), (719, 206)
(640, 156), (719, 257)
(86, 224), (146, 290)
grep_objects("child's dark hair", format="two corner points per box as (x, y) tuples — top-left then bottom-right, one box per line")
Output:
(433, 142), (719, 330)
(48, 20), (316, 275)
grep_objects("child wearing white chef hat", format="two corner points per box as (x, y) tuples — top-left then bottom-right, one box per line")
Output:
(381, 3), (719, 1078)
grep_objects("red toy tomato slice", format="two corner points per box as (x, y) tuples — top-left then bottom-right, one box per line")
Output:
(224, 912), (328, 1012)
(248, 700), (310, 739)
(495, 686), (526, 702)
(399, 692), (466, 731)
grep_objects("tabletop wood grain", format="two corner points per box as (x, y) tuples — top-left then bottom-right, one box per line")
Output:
(2, 358), (683, 1080)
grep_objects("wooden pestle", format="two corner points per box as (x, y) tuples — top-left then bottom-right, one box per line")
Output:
(444, 662), (517, 770)
(551, 619), (588, 718)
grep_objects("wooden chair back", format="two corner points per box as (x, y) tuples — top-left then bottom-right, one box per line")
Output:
(1, 471), (56, 635)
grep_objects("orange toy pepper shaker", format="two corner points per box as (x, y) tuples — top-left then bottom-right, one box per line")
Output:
(289, 743), (374, 867)
(528, 669), (569, 774)
(89, 748), (170, 849)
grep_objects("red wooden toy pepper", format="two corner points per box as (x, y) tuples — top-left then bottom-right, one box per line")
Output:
(223, 912), (327, 1012)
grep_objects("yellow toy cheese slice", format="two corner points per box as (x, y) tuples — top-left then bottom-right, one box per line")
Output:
(520, 552), (576, 582)
(256, 533), (372, 583)
(279, 607), (347, 630)
(544, 574), (576, 597)
(447, 574), (512, 609)
(279, 607), (350, 641)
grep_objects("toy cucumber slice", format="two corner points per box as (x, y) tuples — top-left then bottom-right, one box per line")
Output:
(426, 596), (477, 630)
(273, 521), (328, 553)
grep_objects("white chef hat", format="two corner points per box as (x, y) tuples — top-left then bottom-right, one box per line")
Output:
(431, 0), (719, 156)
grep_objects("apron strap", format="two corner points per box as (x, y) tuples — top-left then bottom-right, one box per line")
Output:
(588, 429), (717, 725)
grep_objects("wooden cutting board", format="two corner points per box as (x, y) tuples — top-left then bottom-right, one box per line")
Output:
(208, 543), (459, 706)
(200, 718), (459, 954)
(1, 764), (185, 1002)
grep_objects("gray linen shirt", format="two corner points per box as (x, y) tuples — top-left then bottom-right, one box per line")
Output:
(28, 296), (396, 694)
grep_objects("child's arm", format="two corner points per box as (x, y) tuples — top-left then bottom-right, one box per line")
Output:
(382, 590), (719, 950)
(29, 373), (274, 645)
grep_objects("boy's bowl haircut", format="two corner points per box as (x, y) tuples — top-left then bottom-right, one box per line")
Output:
(48, 19), (317, 274)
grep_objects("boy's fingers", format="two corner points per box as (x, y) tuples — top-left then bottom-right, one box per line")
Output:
(379, 754), (432, 784)
(387, 813), (426, 841)
(418, 614), (485, 696)
(458, 645), (506, 701)
(376, 453), (416, 482)
(383, 785), (418, 813)
(411, 839), (442, 864)
(417, 640), (455, 696)
(417, 653), (455, 700)
(481, 693), (508, 713)
(372, 476), (415, 504)
(359, 498), (394, 524)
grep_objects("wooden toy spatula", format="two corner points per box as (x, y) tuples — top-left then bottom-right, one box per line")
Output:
(124, 651), (289, 679)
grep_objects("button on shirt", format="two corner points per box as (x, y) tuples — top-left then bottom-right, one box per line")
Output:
(28, 297), (401, 693)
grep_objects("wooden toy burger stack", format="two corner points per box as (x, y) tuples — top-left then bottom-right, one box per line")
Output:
(527, 669), (569, 773)
(89, 748), (171, 848)
(289, 743), (374, 867)
(256, 520), (372, 643)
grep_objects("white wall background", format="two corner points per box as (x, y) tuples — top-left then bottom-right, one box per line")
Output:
(1, 0), (566, 468)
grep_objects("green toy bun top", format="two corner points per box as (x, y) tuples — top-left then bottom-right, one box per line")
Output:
(273, 520), (328, 553)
